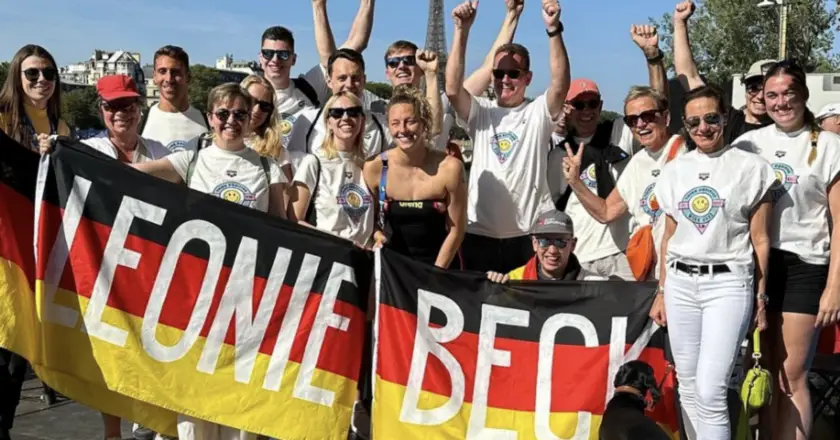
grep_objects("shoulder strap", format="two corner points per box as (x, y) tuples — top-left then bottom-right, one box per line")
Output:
(378, 152), (389, 230)
(293, 77), (320, 108)
(665, 136), (684, 163)
(138, 107), (151, 135)
(200, 111), (210, 130)
(556, 186), (573, 212)
(305, 106), (327, 153)
(304, 154), (322, 226)
(185, 133), (211, 186)
(259, 156), (271, 184)
(371, 114), (386, 155)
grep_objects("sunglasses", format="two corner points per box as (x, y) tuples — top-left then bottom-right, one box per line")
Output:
(261, 49), (292, 61)
(623, 109), (662, 127)
(327, 106), (364, 119)
(386, 55), (416, 68)
(536, 238), (571, 249)
(254, 99), (274, 113)
(213, 109), (250, 122)
(101, 99), (139, 112)
(570, 99), (600, 111)
(492, 69), (523, 80)
(684, 112), (723, 130)
(23, 67), (57, 82)
(745, 81), (763, 95)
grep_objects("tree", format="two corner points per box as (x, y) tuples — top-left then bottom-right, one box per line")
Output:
(365, 82), (393, 100)
(651, 0), (840, 88)
(61, 87), (103, 131)
(0, 62), (8, 89)
(188, 65), (224, 113)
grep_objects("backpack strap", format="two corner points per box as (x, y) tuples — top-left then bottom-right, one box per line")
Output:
(293, 77), (321, 108)
(138, 108), (151, 136)
(378, 152), (389, 230)
(200, 111), (210, 130)
(371, 114), (387, 155)
(259, 156), (271, 183)
(304, 154), (322, 226)
(305, 106), (327, 153)
(185, 133), (211, 186)
(666, 136), (684, 163)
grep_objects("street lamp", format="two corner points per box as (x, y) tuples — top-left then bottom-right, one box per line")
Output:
(757, 0), (788, 60)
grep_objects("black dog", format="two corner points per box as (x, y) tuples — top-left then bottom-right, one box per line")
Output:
(599, 360), (671, 440)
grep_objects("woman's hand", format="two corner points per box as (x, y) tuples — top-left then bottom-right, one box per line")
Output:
(754, 298), (768, 332)
(486, 271), (510, 284)
(38, 134), (54, 155)
(816, 288), (840, 328)
(649, 290), (667, 326)
(372, 231), (388, 250)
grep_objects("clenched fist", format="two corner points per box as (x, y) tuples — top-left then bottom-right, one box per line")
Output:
(674, 1), (696, 24)
(416, 50), (439, 73)
(631, 24), (659, 57)
(452, 1), (478, 30)
(505, 0), (524, 16)
(542, 0), (561, 29)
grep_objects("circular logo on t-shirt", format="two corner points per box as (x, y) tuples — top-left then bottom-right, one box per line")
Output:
(212, 182), (257, 207)
(490, 132), (519, 164)
(770, 163), (799, 201)
(337, 183), (372, 221)
(640, 183), (661, 223)
(280, 114), (296, 144)
(580, 164), (597, 189)
(167, 140), (188, 152)
(677, 186), (726, 234)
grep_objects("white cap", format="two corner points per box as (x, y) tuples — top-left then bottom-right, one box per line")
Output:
(816, 103), (840, 120)
(743, 59), (779, 82)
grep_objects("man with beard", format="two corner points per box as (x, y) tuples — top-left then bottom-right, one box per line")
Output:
(672, 1), (773, 144)
(381, 0), (525, 151)
(260, 0), (374, 148)
(445, 0), (570, 273)
(139, 46), (209, 153)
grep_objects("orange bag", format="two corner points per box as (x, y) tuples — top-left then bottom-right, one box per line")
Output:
(626, 137), (683, 281)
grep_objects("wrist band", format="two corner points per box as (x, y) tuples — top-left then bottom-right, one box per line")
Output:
(546, 22), (564, 37)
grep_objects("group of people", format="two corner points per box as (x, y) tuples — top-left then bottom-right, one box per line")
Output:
(0, 0), (839, 439)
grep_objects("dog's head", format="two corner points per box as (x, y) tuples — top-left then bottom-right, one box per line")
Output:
(614, 360), (661, 407)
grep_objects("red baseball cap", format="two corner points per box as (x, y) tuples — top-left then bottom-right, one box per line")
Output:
(566, 78), (601, 102)
(96, 75), (141, 101)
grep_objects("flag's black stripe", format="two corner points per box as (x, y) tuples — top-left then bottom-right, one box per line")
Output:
(0, 129), (39, 200)
(43, 140), (371, 309)
(380, 249), (662, 346)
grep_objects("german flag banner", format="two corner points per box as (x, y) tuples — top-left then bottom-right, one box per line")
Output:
(0, 135), (370, 439)
(372, 249), (679, 439)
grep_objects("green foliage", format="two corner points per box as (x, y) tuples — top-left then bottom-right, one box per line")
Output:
(188, 65), (224, 113)
(651, 0), (840, 88)
(61, 87), (103, 131)
(0, 62), (8, 90)
(601, 110), (622, 122)
(365, 82), (393, 100)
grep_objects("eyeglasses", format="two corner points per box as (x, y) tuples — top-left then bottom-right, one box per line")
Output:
(213, 109), (250, 122)
(261, 49), (292, 61)
(386, 55), (416, 68)
(327, 106), (364, 119)
(623, 109), (662, 127)
(101, 99), (139, 112)
(536, 238), (571, 249)
(253, 99), (274, 113)
(23, 67), (57, 82)
(684, 112), (723, 130)
(492, 69), (523, 80)
(570, 99), (600, 111)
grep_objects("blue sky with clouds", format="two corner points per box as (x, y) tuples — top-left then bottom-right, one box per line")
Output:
(1, 0), (834, 111)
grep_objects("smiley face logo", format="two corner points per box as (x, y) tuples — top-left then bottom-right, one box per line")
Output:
(691, 195), (710, 214)
(337, 183), (372, 221)
(770, 163), (798, 201)
(580, 164), (598, 189)
(678, 186), (726, 234)
(212, 182), (257, 207)
(490, 132), (519, 164)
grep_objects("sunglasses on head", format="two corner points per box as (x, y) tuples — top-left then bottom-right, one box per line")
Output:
(254, 99), (274, 113)
(386, 55), (416, 68)
(261, 49), (292, 61)
(23, 67), (57, 82)
(570, 99), (600, 111)
(327, 106), (363, 119)
(684, 112), (722, 130)
(101, 99), (139, 112)
(492, 69), (523, 80)
(623, 109), (662, 127)
(536, 237), (571, 249)
(213, 109), (250, 122)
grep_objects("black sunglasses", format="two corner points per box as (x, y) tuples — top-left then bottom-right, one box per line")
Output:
(386, 55), (416, 68)
(744, 80), (763, 95)
(492, 69), (523, 80)
(261, 49), (292, 61)
(23, 67), (57, 82)
(101, 99), (139, 112)
(254, 99), (274, 113)
(327, 106), (364, 119)
(536, 238), (571, 249)
(623, 109), (662, 127)
(213, 109), (250, 122)
(684, 112), (723, 130)
(570, 99), (600, 111)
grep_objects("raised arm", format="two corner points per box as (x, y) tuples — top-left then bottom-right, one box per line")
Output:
(463, 0), (523, 97)
(312, 0), (337, 67)
(542, 0), (570, 119)
(417, 50), (444, 137)
(341, 0), (375, 53)
(672, 1), (705, 91)
(631, 24), (668, 98)
(445, 1), (479, 122)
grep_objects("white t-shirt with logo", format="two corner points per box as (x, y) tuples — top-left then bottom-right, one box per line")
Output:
(657, 146), (775, 273)
(140, 105), (208, 153)
(293, 152), (374, 247)
(275, 65), (330, 149)
(166, 144), (286, 213)
(82, 133), (170, 163)
(734, 126), (840, 264)
(462, 93), (555, 239)
(616, 135), (688, 266)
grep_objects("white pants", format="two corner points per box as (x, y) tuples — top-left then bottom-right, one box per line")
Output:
(177, 415), (257, 440)
(580, 252), (635, 281)
(664, 264), (753, 440)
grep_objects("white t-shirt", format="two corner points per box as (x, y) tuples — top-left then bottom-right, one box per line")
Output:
(166, 144), (286, 213)
(616, 135), (688, 267)
(734, 126), (840, 264)
(657, 146), (775, 273)
(82, 133), (170, 163)
(275, 65), (329, 148)
(140, 104), (208, 153)
(293, 152), (374, 247)
(462, 93), (555, 239)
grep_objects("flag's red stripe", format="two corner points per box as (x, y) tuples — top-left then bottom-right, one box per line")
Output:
(37, 203), (364, 381)
(0, 183), (35, 284)
(377, 304), (674, 420)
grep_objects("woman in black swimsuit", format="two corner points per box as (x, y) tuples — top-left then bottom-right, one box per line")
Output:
(363, 86), (467, 268)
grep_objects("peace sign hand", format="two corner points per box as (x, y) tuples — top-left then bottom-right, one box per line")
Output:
(562, 142), (585, 184)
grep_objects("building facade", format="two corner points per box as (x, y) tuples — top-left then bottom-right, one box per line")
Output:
(59, 50), (145, 94)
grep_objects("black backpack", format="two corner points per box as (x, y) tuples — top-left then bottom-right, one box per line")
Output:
(293, 77), (320, 108)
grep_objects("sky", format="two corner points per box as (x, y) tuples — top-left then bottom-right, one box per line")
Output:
(0, 0), (833, 111)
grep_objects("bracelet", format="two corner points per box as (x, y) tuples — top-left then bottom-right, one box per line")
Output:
(757, 292), (770, 303)
(546, 22), (564, 37)
(655, 285), (664, 295)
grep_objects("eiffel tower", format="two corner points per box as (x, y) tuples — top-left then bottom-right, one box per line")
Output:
(424, 0), (448, 90)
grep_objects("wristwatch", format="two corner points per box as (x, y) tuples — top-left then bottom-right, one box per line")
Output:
(655, 285), (665, 295)
(757, 293), (770, 303)
(546, 22), (564, 37)
(646, 49), (664, 63)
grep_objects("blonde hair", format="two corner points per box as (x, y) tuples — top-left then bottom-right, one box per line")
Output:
(386, 85), (433, 143)
(207, 82), (253, 113)
(623, 86), (669, 112)
(320, 91), (366, 163)
(241, 75), (284, 160)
